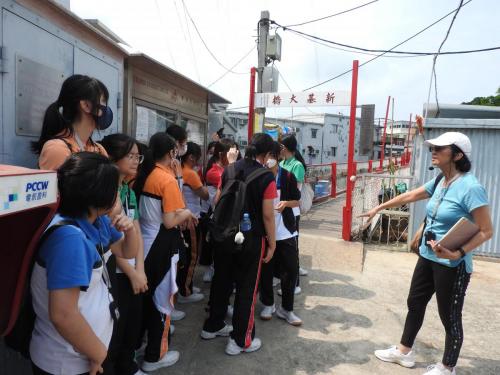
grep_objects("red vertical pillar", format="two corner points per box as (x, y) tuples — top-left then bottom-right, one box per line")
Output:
(247, 67), (256, 142)
(368, 159), (373, 173)
(405, 113), (412, 165)
(330, 162), (337, 198)
(342, 60), (359, 241)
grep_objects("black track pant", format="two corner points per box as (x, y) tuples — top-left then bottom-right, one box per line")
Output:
(198, 212), (213, 266)
(296, 216), (301, 287)
(260, 237), (298, 311)
(203, 234), (265, 348)
(177, 226), (200, 296)
(105, 274), (143, 375)
(140, 293), (171, 363)
(401, 256), (470, 368)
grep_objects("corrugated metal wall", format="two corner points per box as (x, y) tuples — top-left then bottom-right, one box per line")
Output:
(412, 119), (500, 257)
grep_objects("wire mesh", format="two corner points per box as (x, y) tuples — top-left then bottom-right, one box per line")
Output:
(351, 169), (414, 248)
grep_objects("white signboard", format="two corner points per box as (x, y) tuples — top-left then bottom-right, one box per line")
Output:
(0, 172), (57, 216)
(255, 90), (351, 108)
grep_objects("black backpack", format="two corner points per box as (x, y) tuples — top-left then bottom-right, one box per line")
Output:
(4, 220), (76, 359)
(208, 164), (270, 244)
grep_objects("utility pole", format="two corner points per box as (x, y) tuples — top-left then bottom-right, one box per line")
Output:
(390, 97), (394, 162)
(254, 10), (270, 136)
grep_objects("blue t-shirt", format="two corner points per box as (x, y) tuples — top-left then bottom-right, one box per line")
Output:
(420, 173), (488, 273)
(38, 214), (123, 290)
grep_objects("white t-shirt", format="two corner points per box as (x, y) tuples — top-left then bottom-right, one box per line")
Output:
(275, 190), (298, 241)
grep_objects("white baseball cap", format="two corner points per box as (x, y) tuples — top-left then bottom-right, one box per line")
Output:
(424, 132), (472, 157)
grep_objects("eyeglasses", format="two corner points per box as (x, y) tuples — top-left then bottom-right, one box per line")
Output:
(127, 153), (144, 164)
(429, 145), (448, 153)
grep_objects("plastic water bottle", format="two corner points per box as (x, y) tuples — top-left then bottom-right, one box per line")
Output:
(240, 213), (252, 232)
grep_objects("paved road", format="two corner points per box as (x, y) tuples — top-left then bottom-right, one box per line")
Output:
(156, 234), (500, 375)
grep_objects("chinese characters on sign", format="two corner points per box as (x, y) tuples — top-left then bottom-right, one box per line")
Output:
(255, 90), (351, 108)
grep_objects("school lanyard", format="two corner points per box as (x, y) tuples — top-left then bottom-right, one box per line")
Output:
(429, 174), (461, 227)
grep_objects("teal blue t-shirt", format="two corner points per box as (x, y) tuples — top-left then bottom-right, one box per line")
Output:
(419, 173), (488, 273)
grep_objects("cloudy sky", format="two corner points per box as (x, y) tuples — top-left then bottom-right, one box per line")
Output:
(71, 0), (500, 120)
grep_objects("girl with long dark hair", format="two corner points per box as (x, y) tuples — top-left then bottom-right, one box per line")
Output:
(176, 142), (209, 303)
(133, 132), (197, 372)
(202, 133), (277, 356)
(99, 134), (147, 375)
(259, 142), (302, 326)
(33, 75), (114, 170)
(280, 134), (308, 293)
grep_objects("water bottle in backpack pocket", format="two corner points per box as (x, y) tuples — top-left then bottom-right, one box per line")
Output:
(240, 213), (252, 232)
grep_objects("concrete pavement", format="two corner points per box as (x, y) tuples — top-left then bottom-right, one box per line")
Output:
(157, 231), (500, 375)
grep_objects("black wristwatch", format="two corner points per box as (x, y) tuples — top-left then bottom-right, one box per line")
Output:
(458, 247), (467, 258)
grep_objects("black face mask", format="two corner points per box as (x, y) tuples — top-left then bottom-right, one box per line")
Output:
(93, 105), (113, 130)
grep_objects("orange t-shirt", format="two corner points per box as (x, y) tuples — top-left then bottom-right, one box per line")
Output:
(182, 166), (203, 190)
(142, 164), (185, 213)
(38, 133), (108, 170)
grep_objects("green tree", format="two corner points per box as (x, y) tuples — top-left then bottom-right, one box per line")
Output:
(462, 87), (500, 106)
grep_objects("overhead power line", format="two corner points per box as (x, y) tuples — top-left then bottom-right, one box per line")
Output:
(273, 1), (499, 58)
(432, 0), (465, 117)
(208, 46), (256, 87)
(182, 0), (247, 75)
(297, 0), (480, 91)
(284, 0), (380, 28)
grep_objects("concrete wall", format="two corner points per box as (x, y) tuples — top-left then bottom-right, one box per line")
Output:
(0, 0), (126, 168)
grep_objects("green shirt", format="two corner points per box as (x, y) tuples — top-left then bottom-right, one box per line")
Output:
(280, 157), (305, 183)
(119, 182), (139, 220)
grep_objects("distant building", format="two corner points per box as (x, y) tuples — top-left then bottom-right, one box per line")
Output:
(226, 111), (373, 164)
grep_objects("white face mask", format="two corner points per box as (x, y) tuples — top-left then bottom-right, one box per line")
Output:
(266, 158), (277, 169)
(178, 144), (188, 156)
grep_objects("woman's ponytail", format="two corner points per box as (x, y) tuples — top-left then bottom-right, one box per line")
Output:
(294, 150), (307, 172)
(31, 101), (68, 154)
(133, 143), (154, 201)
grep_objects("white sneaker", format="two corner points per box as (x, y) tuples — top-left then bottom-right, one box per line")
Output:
(193, 286), (201, 294)
(177, 292), (204, 304)
(277, 286), (301, 296)
(134, 370), (148, 375)
(299, 267), (308, 276)
(260, 304), (276, 320)
(227, 305), (234, 319)
(225, 337), (262, 355)
(374, 345), (415, 368)
(203, 266), (214, 283)
(273, 277), (280, 287)
(423, 363), (456, 375)
(170, 308), (186, 321)
(141, 350), (180, 372)
(200, 324), (233, 340)
(276, 306), (302, 326)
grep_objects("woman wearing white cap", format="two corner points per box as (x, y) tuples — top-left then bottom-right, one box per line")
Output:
(361, 132), (493, 375)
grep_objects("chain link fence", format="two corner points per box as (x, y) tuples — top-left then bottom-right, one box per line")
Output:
(351, 168), (415, 248)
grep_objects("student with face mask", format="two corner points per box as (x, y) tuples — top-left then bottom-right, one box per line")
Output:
(133, 133), (198, 372)
(201, 133), (276, 356)
(166, 124), (188, 190)
(177, 142), (209, 303)
(280, 134), (309, 294)
(32, 75), (113, 170)
(259, 142), (302, 326)
(99, 134), (147, 375)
